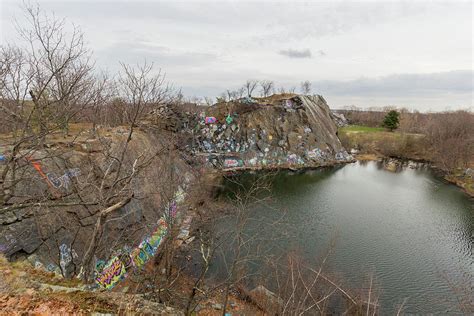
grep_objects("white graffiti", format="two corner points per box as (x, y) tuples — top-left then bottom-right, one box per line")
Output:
(59, 243), (73, 275)
(47, 168), (81, 189)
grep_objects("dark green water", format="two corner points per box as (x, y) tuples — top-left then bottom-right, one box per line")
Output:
(220, 161), (473, 314)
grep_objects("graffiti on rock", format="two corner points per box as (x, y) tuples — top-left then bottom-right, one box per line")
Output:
(94, 184), (186, 289)
(28, 159), (53, 189)
(47, 168), (81, 189)
(59, 244), (73, 276)
(284, 99), (294, 108)
(307, 148), (326, 160)
(287, 154), (304, 165)
(131, 247), (149, 268)
(335, 151), (352, 161)
(95, 213), (169, 288)
(46, 263), (60, 274)
(95, 256), (126, 289)
(205, 117), (217, 124)
(248, 157), (258, 166)
(174, 186), (185, 204)
(95, 259), (106, 272)
(0, 234), (17, 253)
(168, 200), (178, 218)
(27, 158), (80, 191)
(223, 157), (244, 168)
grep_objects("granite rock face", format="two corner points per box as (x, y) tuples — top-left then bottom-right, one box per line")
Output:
(0, 94), (350, 276)
(0, 128), (192, 277)
(190, 94), (352, 168)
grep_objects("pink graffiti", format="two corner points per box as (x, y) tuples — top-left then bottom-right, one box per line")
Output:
(205, 117), (217, 124)
(224, 158), (241, 168)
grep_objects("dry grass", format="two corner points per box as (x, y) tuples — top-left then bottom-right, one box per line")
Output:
(339, 126), (428, 160)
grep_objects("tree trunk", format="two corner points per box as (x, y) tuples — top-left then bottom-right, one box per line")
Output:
(80, 196), (133, 281)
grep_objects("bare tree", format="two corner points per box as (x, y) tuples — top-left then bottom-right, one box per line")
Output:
(217, 92), (228, 103)
(0, 3), (172, 282)
(257, 245), (380, 315)
(300, 80), (312, 95)
(17, 3), (95, 139)
(0, 3), (94, 207)
(80, 61), (169, 280)
(88, 71), (115, 130)
(244, 80), (258, 97)
(260, 80), (274, 97)
(204, 96), (214, 106)
(225, 89), (237, 101)
(236, 87), (245, 99)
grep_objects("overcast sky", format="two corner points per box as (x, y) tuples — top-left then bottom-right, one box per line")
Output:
(1, 0), (473, 111)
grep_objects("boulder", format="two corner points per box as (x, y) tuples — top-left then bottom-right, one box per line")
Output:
(249, 285), (283, 314)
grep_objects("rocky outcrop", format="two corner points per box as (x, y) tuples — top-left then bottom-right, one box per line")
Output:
(190, 94), (352, 169)
(0, 127), (193, 280)
(331, 111), (349, 127)
(0, 93), (350, 281)
(248, 285), (283, 314)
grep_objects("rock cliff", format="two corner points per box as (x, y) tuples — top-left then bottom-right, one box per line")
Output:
(0, 94), (350, 284)
(0, 127), (193, 281)
(189, 94), (352, 169)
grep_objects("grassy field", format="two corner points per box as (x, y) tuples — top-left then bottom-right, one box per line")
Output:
(339, 125), (386, 133)
(338, 125), (428, 161)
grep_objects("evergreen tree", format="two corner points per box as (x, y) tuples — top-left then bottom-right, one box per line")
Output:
(382, 110), (400, 131)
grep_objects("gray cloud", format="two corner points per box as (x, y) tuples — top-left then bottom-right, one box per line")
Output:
(95, 40), (218, 72)
(316, 70), (474, 96)
(2, 0), (471, 111)
(279, 48), (312, 59)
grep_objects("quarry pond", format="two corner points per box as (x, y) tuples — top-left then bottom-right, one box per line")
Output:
(218, 161), (473, 314)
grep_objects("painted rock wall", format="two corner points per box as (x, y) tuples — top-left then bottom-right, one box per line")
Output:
(192, 95), (352, 168)
(0, 128), (193, 280)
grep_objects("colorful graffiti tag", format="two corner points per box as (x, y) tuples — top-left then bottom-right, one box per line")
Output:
(287, 154), (304, 164)
(94, 215), (169, 289)
(93, 175), (192, 289)
(95, 256), (126, 289)
(307, 148), (325, 160)
(205, 117), (217, 124)
(223, 157), (244, 168)
(28, 159), (53, 189)
(27, 158), (80, 192)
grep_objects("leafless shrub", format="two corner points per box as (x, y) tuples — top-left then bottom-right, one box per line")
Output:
(341, 108), (473, 170)
(244, 80), (258, 97)
(260, 80), (275, 97)
(300, 80), (312, 95)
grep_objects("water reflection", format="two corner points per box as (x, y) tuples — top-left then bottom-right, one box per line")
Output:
(218, 161), (473, 314)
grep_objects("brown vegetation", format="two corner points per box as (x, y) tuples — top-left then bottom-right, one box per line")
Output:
(340, 108), (474, 172)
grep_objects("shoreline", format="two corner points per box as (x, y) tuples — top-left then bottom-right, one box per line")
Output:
(352, 154), (474, 198)
(217, 155), (473, 198)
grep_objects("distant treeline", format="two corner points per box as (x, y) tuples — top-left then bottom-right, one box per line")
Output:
(340, 108), (474, 171)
